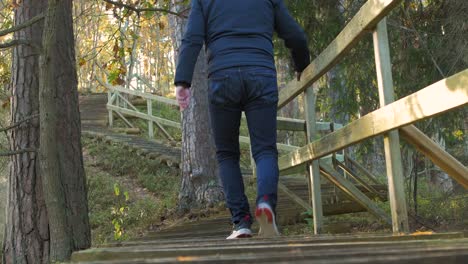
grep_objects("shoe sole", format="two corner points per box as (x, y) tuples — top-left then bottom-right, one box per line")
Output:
(226, 228), (253, 239)
(255, 207), (279, 238)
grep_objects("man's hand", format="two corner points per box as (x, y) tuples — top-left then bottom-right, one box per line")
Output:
(296, 72), (302, 82)
(175, 86), (191, 111)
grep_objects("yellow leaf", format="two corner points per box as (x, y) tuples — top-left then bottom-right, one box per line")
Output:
(78, 58), (86, 67)
(411, 231), (434, 236)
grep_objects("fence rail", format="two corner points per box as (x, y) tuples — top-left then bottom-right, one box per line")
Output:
(273, 0), (467, 234)
(99, 0), (468, 236)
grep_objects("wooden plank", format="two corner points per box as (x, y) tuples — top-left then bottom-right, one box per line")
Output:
(116, 232), (466, 247)
(154, 120), (174, 142)
(278, 0), (402, 108)
(107, 105), (181, 129)
(114, 111), (135, 129)
(277, 116), (306, 131)
(400, 125), (468, 189)
(116, 92), (138, 112)
(147, 99), (154, 139)
(304, 86), (323, 234)
(373, 18), (409, 234)
(97, 78), (178, 106)
(280, 154), (344, 176)
(333, 157), (386, 200)
(344, 154), (381, 185)
(242, 115), (340, 132)
(319, 163), (392, 225)
(107, 91), (113, 127)
(278, 69), (468, 173)
(278, 182), (312, 212)
(239, 136), (299, 152)
(108, 91), (118, 105)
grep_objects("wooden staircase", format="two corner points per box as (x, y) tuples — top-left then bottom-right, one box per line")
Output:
(76, 93), (468, 263)
(71, 229), (468, 263)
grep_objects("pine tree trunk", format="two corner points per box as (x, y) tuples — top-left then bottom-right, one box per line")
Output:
(39, 0), (90, 261)
(169, 2), (223, 212)
(2, 1), (50, 263)
(178, 49), (224, 211)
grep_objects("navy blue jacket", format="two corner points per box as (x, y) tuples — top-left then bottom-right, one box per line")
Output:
(174, 0), (310, 87)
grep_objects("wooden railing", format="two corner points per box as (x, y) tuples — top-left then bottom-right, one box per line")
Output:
(276, 0), (468, 235)
(98, 77), (344, 163)
(99, 0), (468, 236)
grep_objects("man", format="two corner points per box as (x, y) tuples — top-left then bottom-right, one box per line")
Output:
(174, 0), (310, 239)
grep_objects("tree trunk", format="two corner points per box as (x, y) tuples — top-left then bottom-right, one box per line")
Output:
(169, 2), (223, 212)
(2, 1), (50, 263)
(39, 0), (90, 261)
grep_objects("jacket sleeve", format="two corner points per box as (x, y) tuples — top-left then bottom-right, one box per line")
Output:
(273, 0), (310, 72)
(174, 0), (206, 87)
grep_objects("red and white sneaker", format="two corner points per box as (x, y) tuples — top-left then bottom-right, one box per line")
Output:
(226, 215), (253, 239)
(255, 202), (280, 238)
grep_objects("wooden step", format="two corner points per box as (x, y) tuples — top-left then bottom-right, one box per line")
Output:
(71, 235), (468, 263)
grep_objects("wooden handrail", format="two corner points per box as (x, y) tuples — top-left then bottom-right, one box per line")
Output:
(278, 0), (402, 108)
(97, 78), (179, 106)
(278, 70), (468, 172)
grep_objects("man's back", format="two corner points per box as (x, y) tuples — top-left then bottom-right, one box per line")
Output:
(200, 0), (276, 74)
(175, 0), (310, 87)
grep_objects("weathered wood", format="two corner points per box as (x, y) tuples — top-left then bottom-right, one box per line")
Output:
(400, 125), (468, 189)
(97, 78), (178, 106)
(278, 69), (468, 173)
(319, 163), (392, 225)
(71, 237), (468, 263)
(304, 86), (324, 234)
(239, 136), (299, 152)
(278, 0), (403, 108)
(280, 154), (344, 176)
(114, 111), (135, 129)
(278, 182), (312, 212)
(116, 231), (467, 247)
(114, 92), (138, 112)
(147, 99), (154, 138)
(373, 18), (409, 234)
(153, 120), (174, 141)
(344, 154), (381, 185)
(107, 104), (181, 129)
(241, 115), (341, 132)
(107, 91), (113, 127)
(333, 158), (386, 200)
(277, 116), (306, 131)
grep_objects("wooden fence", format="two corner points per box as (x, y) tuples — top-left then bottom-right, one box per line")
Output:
(275, 0), (468, 234)
(100, 0), (468, 236)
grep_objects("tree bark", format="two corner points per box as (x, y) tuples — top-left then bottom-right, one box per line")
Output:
(2, 1), (50, 263)
(169, 1), (223, 212)
(39, 0), (90, 261)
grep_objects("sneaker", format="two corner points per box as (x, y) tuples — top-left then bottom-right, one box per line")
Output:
(226, 215), (253, 239)
(255, 202), (280, 238)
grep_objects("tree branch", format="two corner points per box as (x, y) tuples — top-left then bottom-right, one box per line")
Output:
(102, 0), (187, 18)
(0, 148), (36, 157)
(0, 39), (33, 49)
(0, 114), (39, 133)
(0, 13), (45, 37)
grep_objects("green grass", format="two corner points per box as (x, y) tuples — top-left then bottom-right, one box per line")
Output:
(83, 136), (181, 245)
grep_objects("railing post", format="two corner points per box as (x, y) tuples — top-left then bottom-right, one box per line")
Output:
(108, 91), (113, 128)
(147, 99), (154, 139)
(304, 85), (324, 234)
(373, 18), (409, 234)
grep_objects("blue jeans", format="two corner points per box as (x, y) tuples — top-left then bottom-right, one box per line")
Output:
(208, 66), (279, 224)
